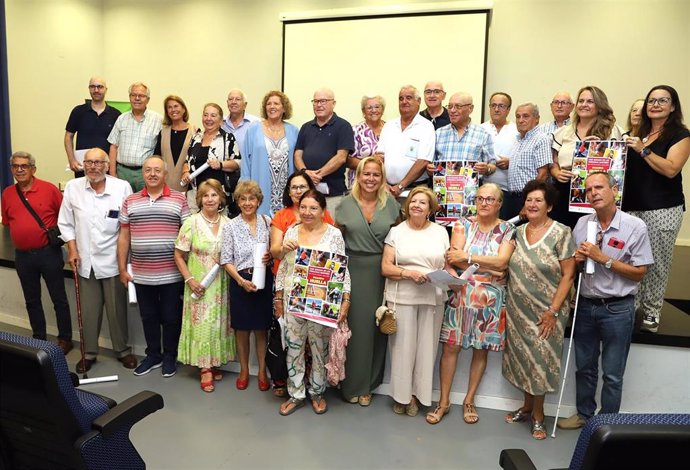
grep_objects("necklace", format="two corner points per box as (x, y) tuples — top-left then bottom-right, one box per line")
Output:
(527, 219), (550, 231)
(200, 212), (220, 225)
(642, 128), (662, 143)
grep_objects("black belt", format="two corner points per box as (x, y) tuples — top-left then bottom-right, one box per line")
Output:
(238, 268), (254, 275)
(580, 294), (633, 305)
(15, 245), (53, 255)
(117, 163), (143, 170)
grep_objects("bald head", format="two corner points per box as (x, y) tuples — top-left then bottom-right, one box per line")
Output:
(550, 91), (574, 123)
(83, 148), (109, 184)
(448, 92), (474, 127)
(312, 88), (336, 123)
(227, 88), (248, 116)
(88, 76), (107, 103)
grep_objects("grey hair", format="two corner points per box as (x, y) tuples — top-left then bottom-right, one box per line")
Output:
(480, 182), (504, 203)
(128, 82), (150, 97)
(85, 147), (110, 164)
(11, 151), (36, 166)
(517, 102), (540, 117)
(400, 85), (420, 101)
(586, 171), (617, 188)
(143, 154), (168, 171)
(360, 95), (386, 111)
(228, 88), (247, 103)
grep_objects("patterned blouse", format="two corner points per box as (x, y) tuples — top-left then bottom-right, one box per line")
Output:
(219, 214), (271, 271)
(347, 121), (382, 188)
(186, 128), (240, 195)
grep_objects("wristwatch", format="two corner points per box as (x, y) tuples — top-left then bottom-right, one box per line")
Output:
(640, 147), (651, 158)
(397, 183), (405, 192)
(604, 258), (614, 270)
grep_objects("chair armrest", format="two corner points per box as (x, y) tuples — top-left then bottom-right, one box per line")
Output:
(499, 449), (538, 470)
(91, 390), (164, 438)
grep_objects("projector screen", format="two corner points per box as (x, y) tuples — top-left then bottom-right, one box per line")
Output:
(282, 9), (490, 126)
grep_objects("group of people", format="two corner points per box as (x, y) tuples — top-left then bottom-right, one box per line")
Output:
(1, 77), (687, 437)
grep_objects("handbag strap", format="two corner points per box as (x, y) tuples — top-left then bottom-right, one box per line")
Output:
(382, 233), (398, 311)
(15, 185), (48, 231)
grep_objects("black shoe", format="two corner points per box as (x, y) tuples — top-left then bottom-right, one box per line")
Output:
(76, 358), (96, 373)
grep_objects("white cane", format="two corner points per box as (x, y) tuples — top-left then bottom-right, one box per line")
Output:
(551, 272), (583, 438)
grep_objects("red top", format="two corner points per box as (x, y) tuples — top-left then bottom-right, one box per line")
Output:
(1, 178), (63, 251)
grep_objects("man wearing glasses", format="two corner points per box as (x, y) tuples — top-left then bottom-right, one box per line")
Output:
(420, 81), (450, 130)
(1, 152), (73, 354)
(64, 77), (121, 178)
(58, 148), (136, 374)
(481, 92), (517, 199)
(537, 91), (574, 135)
(559, 171), (653, 430)
(294, 88), (354, 214)
(107, 82), (163, 192)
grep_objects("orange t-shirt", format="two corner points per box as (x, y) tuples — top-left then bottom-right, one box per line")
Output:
(271, 207), (334, 275)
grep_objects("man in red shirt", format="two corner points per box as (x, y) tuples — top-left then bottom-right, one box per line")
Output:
(1, 152), (73, 354)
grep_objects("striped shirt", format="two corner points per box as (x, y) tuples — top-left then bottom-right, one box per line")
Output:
(434, 122), (495, 164)
(507, 127), (553, 192)
(119, 185), (190, 285)
(107, 110), (163, 167)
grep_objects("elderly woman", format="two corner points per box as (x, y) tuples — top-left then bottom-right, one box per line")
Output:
(336, 157), (400, 406)
(427, 183), (515, 425)
(502, 180), (576, 439)
(381, 187), (449, 417)
(175, 179), (235, 392)
(624, 98), (645, 136)
(220, 180), (273, 391)
(182, 103), (241, 215)
(550, 86), (623, 228)
(275, 190), (350, 416)
(155, 95), (196, 192)
(624, 85), (690, 333)
(346, 95), (386, 189)
(241, 91), (299, 217)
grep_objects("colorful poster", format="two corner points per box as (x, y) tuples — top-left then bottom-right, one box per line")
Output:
(287, 248), (348, 328)
(569, 140), (627, 213)
(432, 161), (479, 226)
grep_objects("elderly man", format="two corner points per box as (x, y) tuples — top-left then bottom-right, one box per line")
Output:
(118, 156), (190, 377)
(1, 152), (73, 353)
(108, 82), (163, 192)
(558, 172), (653, 430)
(294, 88), (354, 213)
(58, 148), (136, 373)
(501, 103), (552, 219)
(221, 88), (259, 152)
(377, 85), (436, 199)
(538, 91), (574, 135)
(64, 77), (121, 178)
(420, 81), (450, 130)
(481, 92), (517, 194)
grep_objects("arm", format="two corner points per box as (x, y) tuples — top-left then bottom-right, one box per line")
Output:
(223, 262), (257, 293)
(317, 149), (349, 177)
(109, 144), (118, 176)
(64, 132), (82, 172)
(550, 148), (574, 182)
(346, 155), (362, 170)
(174, 248), (206, 297)
(117, 225), (131, 286)
(537, 256), (576, 339)
(294, 148), (320, 183)
(381, 244), (428, 283)
(536, 164), (550, 181)
(628, 135), (689, 178)
(447, 231), (515, 272)
(575, 242), (648, 282)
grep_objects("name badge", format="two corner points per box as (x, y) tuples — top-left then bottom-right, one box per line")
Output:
(405, 138), (420, 159)
(607, 237), (625, 250)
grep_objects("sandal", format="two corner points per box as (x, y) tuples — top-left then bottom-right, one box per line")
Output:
(358, 394), (372, 407)
(212, 368), (223, 381)
(311, 394), (328, 415)
(531, 419), (547, 440)
(505, 408), (530, 424)
(405, 398), (419, 417)
(346, 396), (359, 404)
(279, 398), (304, 416)
(200, 369), (214, 393)
(463, 403), (479, 424)
(426, 404), (451, 425)
(393, 402), (406, 415)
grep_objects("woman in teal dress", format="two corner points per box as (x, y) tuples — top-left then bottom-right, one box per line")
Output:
(174, 179), (236, 393)
(335, 157), (400, 406)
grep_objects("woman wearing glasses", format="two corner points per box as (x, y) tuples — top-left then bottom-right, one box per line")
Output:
(550, 86), (623, 228)
(623, 85), (690, 333)
(427, 183), (515, 425)
(346, 95), (386, 189)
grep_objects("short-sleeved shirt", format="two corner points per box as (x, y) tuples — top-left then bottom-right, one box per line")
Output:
(65, 103), (121, 152)
(507, 127), (552, 192)
(481, 121), (517, 190)
(295, 113), (354, 197)
(119, 185), (190, 285)
(572, 210), (653, 298)
(434, 122), (495, 165)
(107, 109), (163, 167)
(420, 107), (450, 130)
(552, 124), (623, 169)
(378, 113), (436, 185)
(219, 214), (271, 271)
(1, 178), (63, 251)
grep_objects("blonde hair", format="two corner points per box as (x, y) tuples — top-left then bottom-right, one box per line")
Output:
(233, 179), (263, 205)
(196, 179), (226, 211)
(351, 157), (388, 208)
(403, 187), (438, 218)
(572, 86), (617, 138)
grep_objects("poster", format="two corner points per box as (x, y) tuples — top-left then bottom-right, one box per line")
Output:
(432, 161), (479, 226)
(287, 248), (348, 328)
(569, 140), (627, 213)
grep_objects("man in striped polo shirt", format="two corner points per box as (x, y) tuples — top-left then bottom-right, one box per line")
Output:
(117, 155), (190, 377)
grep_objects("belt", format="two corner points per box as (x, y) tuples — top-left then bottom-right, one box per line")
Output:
(15, 245), (53, 254)
(238, 268), (254, 275)
(580, 294), (633, 305)
(506, 191), (522, 197)
(117, 163), (143, 170)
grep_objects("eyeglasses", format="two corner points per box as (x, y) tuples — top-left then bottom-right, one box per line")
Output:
(290, 184), (308, 192)
(476, 196), (497, 205)
(448, 103), (472, 111)
(83, 160), (106, 167)
(365, 105), (382, 111)
(424, 89), (445, 95)
(88, 84), (105, 90)
(311, 99), (334, 105)
(129, 93), (148, 100)
(489, 103), (508, 110)
(551, 100), (572, 107)
(596, 231), (603, 249)
(10, 164), (33, 171)
(647, 97), (672, 106)
(143, 167), (163, 175)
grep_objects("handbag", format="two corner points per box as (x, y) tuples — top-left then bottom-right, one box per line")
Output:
(265, 316), (287, 381)
(376, 239), (399, 335)
(15, 186), (64, 248)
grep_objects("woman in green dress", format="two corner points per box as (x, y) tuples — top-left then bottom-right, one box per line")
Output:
(335, 157), (400, 406)
(174, 179), (236, 393)
(503, 180), (576, 439)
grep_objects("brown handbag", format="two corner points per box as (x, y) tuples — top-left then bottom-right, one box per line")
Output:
(376, 240), (399, 335)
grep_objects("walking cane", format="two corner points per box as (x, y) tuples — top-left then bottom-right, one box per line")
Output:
(551, 272), (583, 438)
(72, 269), (88, 380)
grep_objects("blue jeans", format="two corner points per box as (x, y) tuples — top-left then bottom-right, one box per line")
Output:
(574, 295), (634, 419)
(134, 282), (183, 361)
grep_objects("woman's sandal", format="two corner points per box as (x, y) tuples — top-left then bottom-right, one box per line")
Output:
(505, 408), (530, 423)
(426, 404), (451, 425)
(200, 369), (214, 393)
(405, 398), (419, 417)
(531, 419), (547, 440)
(279, 398), (304, 416)
(311, 395), (328, 415)
(463, 403), (480, 424)
(358, 394), (372, 407)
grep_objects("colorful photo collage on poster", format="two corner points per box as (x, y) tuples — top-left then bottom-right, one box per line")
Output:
(432, 160), (479, 226)
(569, 140), (627, 213)
(287, 248), (348, 328)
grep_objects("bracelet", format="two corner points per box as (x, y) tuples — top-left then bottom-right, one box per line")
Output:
(184, 277), (194, 284)
(342, 299), (351, 304)
(547, 305), (559, 317)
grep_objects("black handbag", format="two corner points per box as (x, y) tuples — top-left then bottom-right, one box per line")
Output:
(15, 186), (64, 247)
(265, 317), (287, 381)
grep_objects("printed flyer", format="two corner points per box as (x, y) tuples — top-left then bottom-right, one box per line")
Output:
(432, 160), (479, 226)
(569, 140), (627, 213)
(287, 248), (348, 328)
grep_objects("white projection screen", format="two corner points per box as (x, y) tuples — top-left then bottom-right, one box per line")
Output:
(282, 8), (491, 126)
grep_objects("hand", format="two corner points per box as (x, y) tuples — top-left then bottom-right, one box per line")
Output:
(373, 151), (385, 162)
(554, 167), (575, 183)
(496, 157), (509, 170)
(474, 162), (489, 175)
(68, 250), (80, 271)
(338, 301), (349, 324)
(389, 184), (402, 197)
(574, 251), (586, 263)
(188, 279), (206, 298)
(404, 269), (428, 285)
(282, 239), (299, 256)
(576, 241), (606, 265)
(181, 171), (191, 185)
(119, 270), (133, 287)
(208, 158), (222, 170)
(262, 252), (272, 266)
(426, 162), (436, 175)
(445, 248), (469, 266)
(240, 278), (257, 293)
(69, 159), (83, 172)
(537, 311), (557, 340)
(625, 135), (645, 153)
(305, 169), (321, 184)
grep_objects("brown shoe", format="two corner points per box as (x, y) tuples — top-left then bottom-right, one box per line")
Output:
(76, 358), (96, 373)
(118, 354), (138, 369)
(57, 339), (73, 355)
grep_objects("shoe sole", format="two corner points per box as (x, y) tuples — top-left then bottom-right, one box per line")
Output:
(133, 362), (163, 376)
(162, 370), (177, 378)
